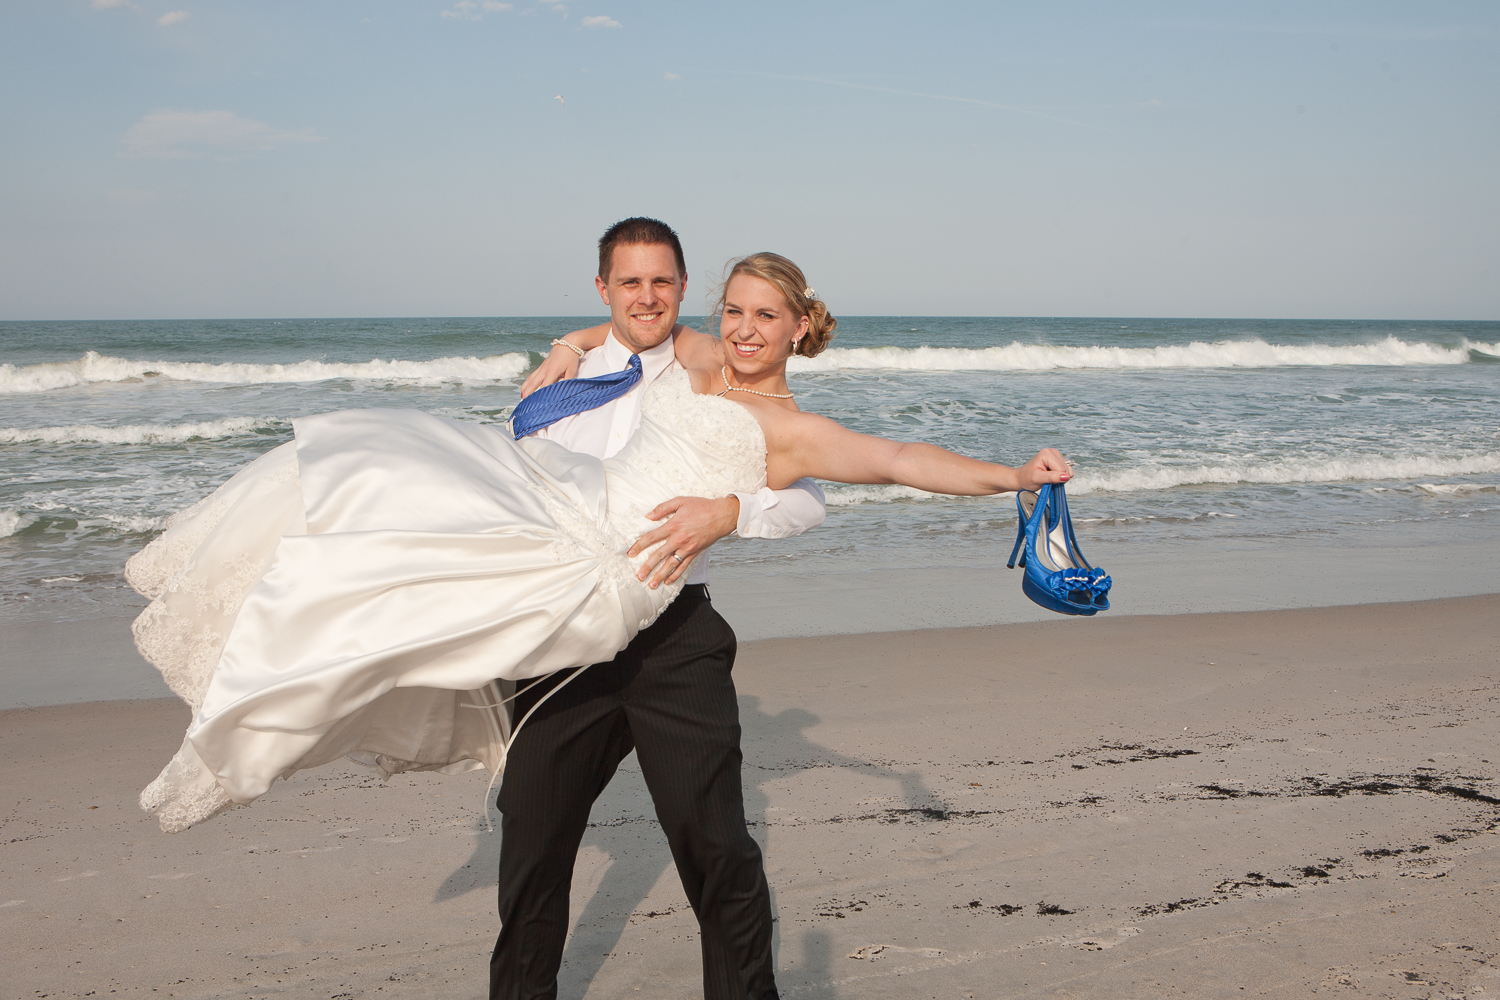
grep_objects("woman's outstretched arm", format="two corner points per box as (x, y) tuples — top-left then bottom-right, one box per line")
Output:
(765, 409), (1070, 495)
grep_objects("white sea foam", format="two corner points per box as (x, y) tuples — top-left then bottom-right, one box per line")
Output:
(0, 416), (281, 446)
(788, 336), (1482, 373)
(89, 512), (171, 533)
(1413, 483), (1499, 496)
(822, 484), (941, 506)
(1071, 453), (1500, 495)
(0, 351), (532, 394)
(820, 456), (1500, 505)
(1077, 511), (1239, 526)
(0, 507), (168, 535)
(0, 509), (29, 538)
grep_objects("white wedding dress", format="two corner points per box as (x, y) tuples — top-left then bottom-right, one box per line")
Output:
(126, 370), (767, 832)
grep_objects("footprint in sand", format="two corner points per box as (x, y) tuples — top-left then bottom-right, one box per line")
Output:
(1071, 926), (1142, 950)
(895, 838), (974, 859)
(847, 944), (946, 962)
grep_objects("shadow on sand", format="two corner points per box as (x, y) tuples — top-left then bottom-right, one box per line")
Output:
(435, 694), (943, 998)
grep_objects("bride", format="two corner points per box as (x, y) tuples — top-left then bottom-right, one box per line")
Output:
(127, 252), (1071, 833)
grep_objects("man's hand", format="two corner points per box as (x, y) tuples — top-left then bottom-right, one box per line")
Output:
(519, 343), (583, 398)
(628, 496), (741, 589)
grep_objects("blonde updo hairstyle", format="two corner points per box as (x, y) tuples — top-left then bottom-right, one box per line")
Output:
(711, 252), (837, 358)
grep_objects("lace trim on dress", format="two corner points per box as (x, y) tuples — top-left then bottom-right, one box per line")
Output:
(125, 442), (304, 711)
(139, 737), (235, 833)
(127, 443), (306, 831)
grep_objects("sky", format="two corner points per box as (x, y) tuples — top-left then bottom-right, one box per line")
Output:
(1, 1), (1496, 320)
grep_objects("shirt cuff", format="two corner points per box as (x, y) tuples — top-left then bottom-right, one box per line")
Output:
(733, 480), (826, 539)
(733, 487), (779, 537)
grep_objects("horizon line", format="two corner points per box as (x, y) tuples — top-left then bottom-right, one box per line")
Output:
(4, 314), (1498, 325)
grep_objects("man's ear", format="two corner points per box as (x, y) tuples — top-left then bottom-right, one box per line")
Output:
(595, 275), (610, 306)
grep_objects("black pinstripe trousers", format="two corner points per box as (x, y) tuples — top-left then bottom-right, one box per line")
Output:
(489, 586), (778, 1000)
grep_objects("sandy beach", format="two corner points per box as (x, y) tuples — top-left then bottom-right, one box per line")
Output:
(3, 594), (1497, 998)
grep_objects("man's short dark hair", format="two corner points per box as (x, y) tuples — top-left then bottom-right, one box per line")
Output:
(597, 217), (686, 281)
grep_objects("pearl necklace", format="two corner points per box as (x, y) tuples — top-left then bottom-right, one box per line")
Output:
(716, 366), (793, 399)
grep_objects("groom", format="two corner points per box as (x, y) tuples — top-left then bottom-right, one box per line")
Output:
(491, 217), (824, 1000)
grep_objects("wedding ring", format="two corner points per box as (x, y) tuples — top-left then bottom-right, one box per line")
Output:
(670, 552), (684, 562)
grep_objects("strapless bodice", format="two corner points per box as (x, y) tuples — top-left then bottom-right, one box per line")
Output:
(603, 367), (769, 535)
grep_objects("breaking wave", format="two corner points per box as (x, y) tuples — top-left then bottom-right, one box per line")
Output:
(1412, 483), (1499, 496)
(820, 454), (1500, 504)
(789, 337), (1500, 373)
(0, 508), (167, 538)
(1072, 453), (1500, 494)
(0, 351), (532, 394)
(0, 509), (27, 538)
(89, 511), (170, 533)
(0, 416), (283, 446)
(822, 484), (940, 506)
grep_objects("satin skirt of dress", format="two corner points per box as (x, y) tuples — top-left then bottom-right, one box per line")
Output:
(127, 409), (677, 832)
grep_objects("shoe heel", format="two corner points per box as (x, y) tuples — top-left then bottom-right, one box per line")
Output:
(1006, 491), (1035, 569)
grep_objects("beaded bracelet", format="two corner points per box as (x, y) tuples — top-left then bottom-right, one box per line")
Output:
(549, 338), (587, 359)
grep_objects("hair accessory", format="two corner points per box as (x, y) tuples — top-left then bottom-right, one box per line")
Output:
(804, 287), (815, 298)
(550, 338), (586, 359)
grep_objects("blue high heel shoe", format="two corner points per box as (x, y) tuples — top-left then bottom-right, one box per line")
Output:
(1006, 483), (1111, 616)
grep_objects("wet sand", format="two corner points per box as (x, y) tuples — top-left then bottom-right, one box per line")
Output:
(2, 595), (1497, 998)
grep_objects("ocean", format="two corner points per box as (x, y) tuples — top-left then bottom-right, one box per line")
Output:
(3, 316), (1498, 639)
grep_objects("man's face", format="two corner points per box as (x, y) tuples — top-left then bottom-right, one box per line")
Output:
(595, 243), (686, 354)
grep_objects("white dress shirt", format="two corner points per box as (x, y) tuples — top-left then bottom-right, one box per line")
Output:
(530, 330), (827, 584)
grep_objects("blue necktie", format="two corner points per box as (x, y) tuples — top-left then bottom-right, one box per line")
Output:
(510, 353), (643, 439)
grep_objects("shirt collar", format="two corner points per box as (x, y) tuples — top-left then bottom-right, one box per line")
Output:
(604, 327), (678, 382)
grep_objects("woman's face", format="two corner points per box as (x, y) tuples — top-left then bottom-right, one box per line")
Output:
(719, 274), (810, 375)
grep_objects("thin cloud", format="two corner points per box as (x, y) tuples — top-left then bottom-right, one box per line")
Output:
(581, 15), (620, 29)
(92, 0), (143, 11)
(441, 1), (511, 20)
(157, 10), (189, 26)
(771, 74), (1098, 129)
(121, 110), (324, 159)
(664, 72), (681, 81)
